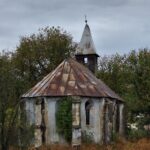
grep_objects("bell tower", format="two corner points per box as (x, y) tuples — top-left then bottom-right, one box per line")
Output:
(75, 18), (99, 74)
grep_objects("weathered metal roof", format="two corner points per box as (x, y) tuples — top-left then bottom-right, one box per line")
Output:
(22, 58), (122, 101)
(76, 23), (98, 55)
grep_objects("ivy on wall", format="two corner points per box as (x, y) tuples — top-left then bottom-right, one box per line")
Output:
(56, 97), (72, 143)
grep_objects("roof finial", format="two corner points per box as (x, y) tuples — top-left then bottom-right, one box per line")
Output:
(85, 15), (87, 24)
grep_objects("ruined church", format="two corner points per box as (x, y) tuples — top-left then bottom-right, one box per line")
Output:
(21, 21), (124, 147)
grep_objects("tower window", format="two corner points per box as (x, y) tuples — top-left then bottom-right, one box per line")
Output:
(84, 57), (88, 64)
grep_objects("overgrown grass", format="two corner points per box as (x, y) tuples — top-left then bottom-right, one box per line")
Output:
(9, 138), (150, 150)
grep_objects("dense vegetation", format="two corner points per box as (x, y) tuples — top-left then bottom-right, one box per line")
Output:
(0, 26), (150, 149)
(56, 97), (72, 143)
(97, 50), (150, 138)
(0, 26), (75, 150)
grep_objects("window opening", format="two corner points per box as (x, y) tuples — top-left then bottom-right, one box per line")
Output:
(85, 101), (92, 125)
(84, 57), (88, 64)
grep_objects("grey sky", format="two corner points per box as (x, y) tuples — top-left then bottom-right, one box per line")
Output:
(0, 0), (150, 55)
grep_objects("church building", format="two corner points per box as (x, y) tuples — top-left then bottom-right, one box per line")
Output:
(21, 21), (124, 147)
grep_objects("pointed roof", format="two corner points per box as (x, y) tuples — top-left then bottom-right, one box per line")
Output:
(76, 23), (98, 56)
(22, 58), (122, 101)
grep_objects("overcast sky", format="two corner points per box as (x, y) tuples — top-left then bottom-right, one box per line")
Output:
(0, 0), (150, 55)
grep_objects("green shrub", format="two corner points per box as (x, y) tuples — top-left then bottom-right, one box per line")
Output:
(127, 128), (150, 140)
(19, 124), (34, 149)
(56, 97), (72, 143)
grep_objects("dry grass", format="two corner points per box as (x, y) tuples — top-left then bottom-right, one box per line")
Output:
(9, 138), (150, 150)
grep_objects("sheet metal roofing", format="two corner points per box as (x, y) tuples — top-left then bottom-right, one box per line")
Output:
(76, 23), (98, 55)
(22, 58), (122, 101)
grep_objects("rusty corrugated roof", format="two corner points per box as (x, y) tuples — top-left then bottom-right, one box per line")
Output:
(22, 58), (123, 101)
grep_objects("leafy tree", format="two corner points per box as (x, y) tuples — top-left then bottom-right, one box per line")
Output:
(0, 52), (21, 150)
(127, 49), (150, 114)
(0, 26), (75, 149)
(97, 54), (128, 95)
(97, 49), (150, 131)
(12, 26), (76, 90)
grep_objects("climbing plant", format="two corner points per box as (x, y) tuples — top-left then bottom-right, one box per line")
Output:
(56, 97), (72, 143)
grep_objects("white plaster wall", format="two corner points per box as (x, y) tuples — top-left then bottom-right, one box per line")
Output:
(25, 97), (124, 145)
(80, 98), (104, 143)
(99, 99), (105, 143)
(46, 97), (60, 144)
(25, 98), (35, 125)
(119, 103), (124, 136)
(45, 97), (104, 144)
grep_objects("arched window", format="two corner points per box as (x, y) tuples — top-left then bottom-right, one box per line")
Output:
(85, 101), (93, 125)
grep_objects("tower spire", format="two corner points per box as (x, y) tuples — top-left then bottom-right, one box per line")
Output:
(85, 15), (87, 24)
(75, 19), (99, 74)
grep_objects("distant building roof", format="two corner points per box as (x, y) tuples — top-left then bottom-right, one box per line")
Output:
(76, 23), (98, 56)
(22, 58), (122, 101)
